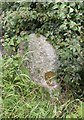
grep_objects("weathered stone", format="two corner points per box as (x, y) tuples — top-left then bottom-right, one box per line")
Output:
(27, 33), (60, 92)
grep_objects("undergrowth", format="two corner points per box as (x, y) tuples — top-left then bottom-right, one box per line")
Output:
(1, 1), (84, 119)
(1, 54), (83, 118)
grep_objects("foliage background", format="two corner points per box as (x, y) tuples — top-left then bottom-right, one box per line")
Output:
(0, 1), (84, 118)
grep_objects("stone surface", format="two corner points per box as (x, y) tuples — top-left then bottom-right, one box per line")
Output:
(28, 33), (60, 91)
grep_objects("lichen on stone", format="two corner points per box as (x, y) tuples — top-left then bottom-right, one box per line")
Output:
(27, 33), (60, 92)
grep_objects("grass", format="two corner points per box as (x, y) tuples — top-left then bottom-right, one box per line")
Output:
(1, 55), (59, 118)
(2, 76), (60, 118)
(1, 53), (83, 118)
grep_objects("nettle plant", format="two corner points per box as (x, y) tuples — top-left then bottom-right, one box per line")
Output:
(2, 2), (84, 98)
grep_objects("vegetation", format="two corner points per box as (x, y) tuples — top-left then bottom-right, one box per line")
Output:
(1, 1), (84, 118)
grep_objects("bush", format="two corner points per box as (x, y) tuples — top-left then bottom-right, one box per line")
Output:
(1, 2), (84, 118)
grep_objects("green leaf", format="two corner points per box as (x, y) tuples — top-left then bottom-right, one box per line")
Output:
(10, 39), (14, 46)
(77, 101), (84, 118)
(52, 4), (58, 9)
(69, 7), (74, 13)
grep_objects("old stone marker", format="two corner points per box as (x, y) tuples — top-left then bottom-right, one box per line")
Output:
(27, 33), (60, 96)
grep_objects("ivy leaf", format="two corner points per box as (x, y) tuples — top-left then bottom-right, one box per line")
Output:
(52, 4), (58, 10)
(10, 39), (14, 46)
(69, 20), (77, 30)
(69, 7), (74, 13)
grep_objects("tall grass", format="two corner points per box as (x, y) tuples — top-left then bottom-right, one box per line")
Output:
(1, 54), (83, 118)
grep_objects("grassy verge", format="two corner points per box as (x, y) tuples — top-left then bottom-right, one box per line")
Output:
(1, 54), (83, 118)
